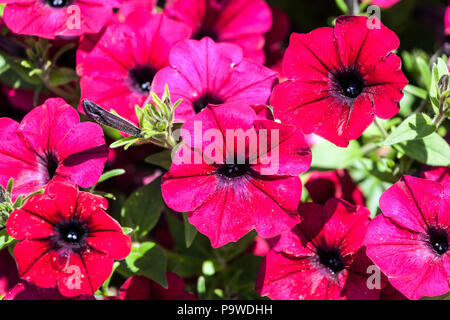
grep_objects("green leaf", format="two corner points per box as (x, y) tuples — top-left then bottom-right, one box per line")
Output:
(96, 169), (126, 184)
(122, 227), (133, 235)
(0, 229), (14, 251)
(144, 149), (172, 170)
(383, 113), (435, 146)
(183, 212), (197, 248)
(403, 84), (427, 100)
(358, 158), (397, 183)
(125, 242), (168, 288)
(110, 136), (141, 149)
(396, 133), (450, 166)
(335, 0), (348, 14)
(121, 176), (163, 238)
(49, 67), (79, 86)
(311, 140), (362, 169)
(415, 56), (431, 90)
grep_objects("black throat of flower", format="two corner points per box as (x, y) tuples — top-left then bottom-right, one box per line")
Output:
(54, 219), (88, 252)
(332, 68), (365, 99)
(45, 152), (59, 182)
(45, 0), (71, 8)
(192, 29), (219, 41)
(428, 227), (449, 256)
(317, 247), (345, 274)
(129, 65), (156, 94)
(192, 93), (224, 113)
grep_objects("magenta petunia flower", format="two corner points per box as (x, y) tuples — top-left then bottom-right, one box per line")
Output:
(305, 169), (365, 206)
(365, 176), (450, 300)
(270, 15), (408, 147)
(77, 13), (191, 123)
(118, 273), (196, 300)
(2, 0), (122, 39)
(6, 182), (131, 297)
(165, 0), (272, 63)
(256, 198), (379, 300)
(363, 0), (401, 8)
(161, 103), (311, 247)
(0, 98), (108, 200)
(420, 166), (450, 186)
(151, 37), (277, 121)
(446, 6), (450, 35)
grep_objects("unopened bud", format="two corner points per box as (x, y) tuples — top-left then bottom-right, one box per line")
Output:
(438, 75), (449, 93)
(82, 99), (142, 137)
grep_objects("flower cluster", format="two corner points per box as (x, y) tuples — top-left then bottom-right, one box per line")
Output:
(0, 0), (448, 301)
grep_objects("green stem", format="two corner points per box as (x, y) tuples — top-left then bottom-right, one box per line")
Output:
(374, 118), (388, 138)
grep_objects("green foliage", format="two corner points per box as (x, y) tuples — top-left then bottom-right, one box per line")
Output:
(122, 242), (168, 288)
(395, 133), (450, 167)
(121, 176), (164, 239)
(311, 140), (362, 170)
(382, 113), (435, 146)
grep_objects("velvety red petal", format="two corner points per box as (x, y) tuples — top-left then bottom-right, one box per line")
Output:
(334, 15), (400, 68)
(14, 240), (60, 288)
(86, 212), (131, 260)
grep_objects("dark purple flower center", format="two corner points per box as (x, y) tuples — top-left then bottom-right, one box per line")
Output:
(193, 93), (224, 113)
(45, 153), (59, 181)
(45, 0), (70, 8)
(428, 227), (449, 255)
(129, 65), (156, 94)
(156, 0), (166, 8)
(317, 248), (345, 274)
(193, 29), (219, 41)
(54, 219), (88, 252)
(216, 163), (251, 179)
(334, 69), (364, 99)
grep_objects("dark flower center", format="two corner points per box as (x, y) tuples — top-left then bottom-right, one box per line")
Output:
(317, 248), (345, 274)
(216, 163), (251, 179)
(46, 0), (70, 8)
(46, 153), (58, 181)
(193, 93), (224, 113)
(129, 65), (156, 94)
(193, 29), (219, 41)
(334, 69), (364, 99)
(156, 0), (166, 8)
(428, 227), (449, 255)
(55, 220), (88, 252)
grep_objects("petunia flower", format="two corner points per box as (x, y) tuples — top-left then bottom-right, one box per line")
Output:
(165, 0), (272, 63)
(4, 281), (95, 300)
(305, 169), (365, 206)
(420, 165), (450, 186)
(2, 0), (122, 39)
(365, 175), (450, 300)
(151, 37), (277, 122)
(379, 282), (408, 300)
(0, 249), (19, 297)
(263, 5), (290, 77)
(118, 273), (196, 300)
(6, 182), (131, 297)
(0, 98), (108, 200)
(446, 6), (450, 35)
(77, 13), (191, 124)
(256, 198), (380, 300)
(161, 103), (311, 248)
(270, 15), (408, 147)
